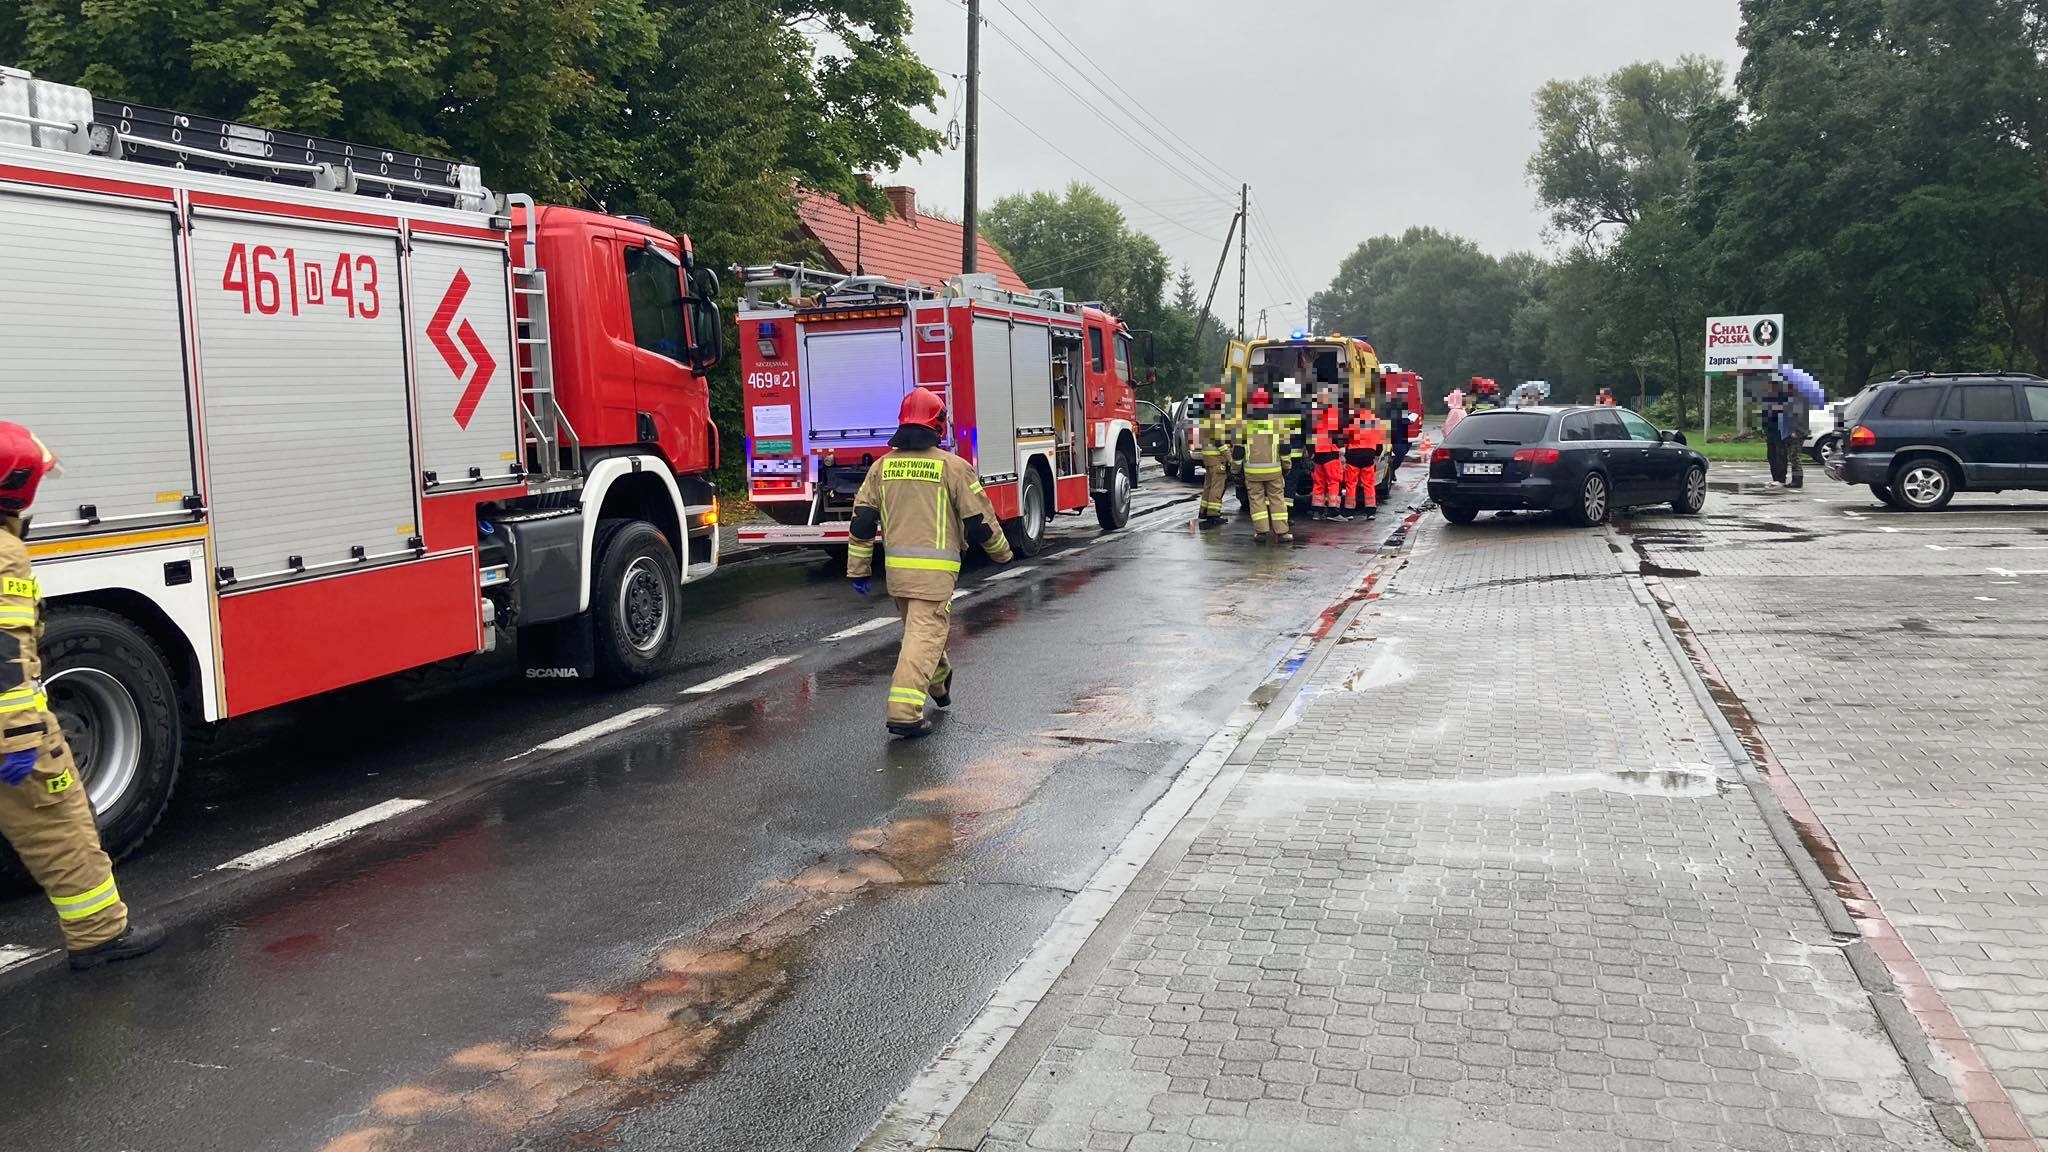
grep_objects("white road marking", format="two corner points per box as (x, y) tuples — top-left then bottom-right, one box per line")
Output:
(1976, 595), (1999, 601)
(215, 798), (428, 872)
(1046, 548), (1080, 560)
(824, 617), (895, 642)
(1927, 544), (1950, 551)
(682, 656), (795, 695)
(861, 702), (1263, 1150)
(530, 706), (667, 753)
(0, 945), (54, 974)
(1987, 567), (2048, 577)
(983, 565), (1038, 582)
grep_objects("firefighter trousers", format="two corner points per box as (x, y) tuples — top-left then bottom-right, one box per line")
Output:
(1311, 459), (1345, 509)
(1343, 461), (1377, 510)
(1198, 455), (1231, 518)
(1245, 474), (1289, 536)
(0, 719), (127, 951)
(887, 595), (953, 724)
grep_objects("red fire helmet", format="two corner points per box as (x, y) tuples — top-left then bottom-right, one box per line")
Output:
(0, 423), (58, 514)
(897, 387), (947, 434)
(1249, 388), (1272, 409)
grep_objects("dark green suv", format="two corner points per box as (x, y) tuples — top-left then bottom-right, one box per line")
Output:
(1826, 372), (2048, 510)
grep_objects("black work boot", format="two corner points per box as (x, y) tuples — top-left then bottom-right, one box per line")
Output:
(887, 717), (934, 739)
(69, 922), (165, 971)
(1311, 508), (1325, 521)
(931, 672), (953, 709)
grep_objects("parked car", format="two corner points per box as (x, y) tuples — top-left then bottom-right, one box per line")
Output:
(1161, 395), (1205, 481)
(1429, 406), (1709, 526)
(1824, 371), (2048, 510)
(1805, 399), (1850, 462)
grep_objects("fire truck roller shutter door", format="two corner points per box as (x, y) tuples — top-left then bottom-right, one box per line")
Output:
(1010, 322), (1055, 433)
(0, 189), (196, 530)
(410, 238), (520, 487)
(971, 316), (1016, 477)
(189, 212), (417, 578)
(801, 327), (909, 439)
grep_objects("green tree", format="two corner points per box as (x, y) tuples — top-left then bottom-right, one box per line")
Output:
(1527, 56), (1726, 239)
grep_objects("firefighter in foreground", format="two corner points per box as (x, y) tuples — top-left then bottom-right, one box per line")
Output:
(0, 423), (163, 969)
(1239, 389), (1296, 544)
(847, 390), (1013, 738)
(1195, 387), (1234, 527)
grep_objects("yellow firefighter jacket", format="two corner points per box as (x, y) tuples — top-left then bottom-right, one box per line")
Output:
(0, 519), (55, 763)
(847, 447), (1014, 600)
(1241, 418), (1295, 478)
(1197, 411), (1234, 460)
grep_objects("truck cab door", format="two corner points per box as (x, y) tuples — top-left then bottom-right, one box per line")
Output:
(620, 238), (713, 474)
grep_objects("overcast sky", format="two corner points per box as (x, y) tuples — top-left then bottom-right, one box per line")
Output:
(883, 0), (1741, 332)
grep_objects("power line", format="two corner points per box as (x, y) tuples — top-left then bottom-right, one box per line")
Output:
(979, 92), (1228, 246)
(1001, 0), (1242, 193)
(974, 11), (1239, 206)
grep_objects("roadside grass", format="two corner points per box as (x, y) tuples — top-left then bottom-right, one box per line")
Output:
(1699, 440), (1770, 462)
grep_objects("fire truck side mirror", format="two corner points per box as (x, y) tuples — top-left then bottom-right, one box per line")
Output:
(690, 267), (724, 371)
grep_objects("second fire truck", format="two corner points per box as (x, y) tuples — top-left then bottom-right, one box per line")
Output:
(733, 267), (1145, 557)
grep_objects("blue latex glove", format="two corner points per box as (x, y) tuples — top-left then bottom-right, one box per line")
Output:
(850, 577), (870, 598)
(0, 749), (35, 786)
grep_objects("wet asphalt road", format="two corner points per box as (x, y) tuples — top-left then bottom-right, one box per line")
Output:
(0, 464), (1424, 1152)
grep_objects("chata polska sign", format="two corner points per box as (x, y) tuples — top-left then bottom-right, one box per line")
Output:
(1704, 314), (1784, 374)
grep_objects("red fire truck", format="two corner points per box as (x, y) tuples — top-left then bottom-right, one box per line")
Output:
(1, 67), (724, 858)
(1380, 365), (1426, 445)
(733, 266), (1144, 557)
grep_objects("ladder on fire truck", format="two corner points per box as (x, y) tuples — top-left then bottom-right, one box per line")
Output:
(736, 262), (964, 444)
(506, 195), (582, 489)
(0, 67), (583, 487)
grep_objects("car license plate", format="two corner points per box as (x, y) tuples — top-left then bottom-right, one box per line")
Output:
(1460, 462), (1503, 476)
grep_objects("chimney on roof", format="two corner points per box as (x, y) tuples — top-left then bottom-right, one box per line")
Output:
(883, 185), (917, 224)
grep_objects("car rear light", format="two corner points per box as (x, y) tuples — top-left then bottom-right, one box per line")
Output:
(1849, 425), (1876, 448)
(1513, 448), (1560, 465)
(1431, 448), (1450, 464)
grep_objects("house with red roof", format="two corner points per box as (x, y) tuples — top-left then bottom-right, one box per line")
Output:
(795, 185), (1030, 293)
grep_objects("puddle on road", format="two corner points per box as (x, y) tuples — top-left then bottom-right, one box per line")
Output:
(1236, 765), (1729, 819)
(321, 742), (1078, 1152)
(1336, 640), (1413, 692)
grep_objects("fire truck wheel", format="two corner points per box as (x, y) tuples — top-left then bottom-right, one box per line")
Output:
(39, 607), (184, 863)
(1095, 447), (1136, 530)
(591, 519), (682, 685)
(1005, 470), (1050, 558)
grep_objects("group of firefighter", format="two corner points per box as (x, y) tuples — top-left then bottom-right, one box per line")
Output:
(1192, 382), (1387, 545)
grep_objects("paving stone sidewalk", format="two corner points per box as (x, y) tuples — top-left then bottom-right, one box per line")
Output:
(964, 516), (1956, 1151)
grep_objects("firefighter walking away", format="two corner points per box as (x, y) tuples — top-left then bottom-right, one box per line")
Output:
(1240, 389), (1296, 544)
(847, 390), (1012, 738)
(0, 424), (163, 969)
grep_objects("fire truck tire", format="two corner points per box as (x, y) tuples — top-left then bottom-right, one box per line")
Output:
(1095, 447), (1136, 530)
(38, 607), (183, 863)
(1005, 470), (1050, 558)
(591, 519), (682, 685)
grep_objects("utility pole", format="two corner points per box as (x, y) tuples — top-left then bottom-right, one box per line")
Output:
(1305, 299), (1314, 336)
(1236, 183), (1248, 338)
(1193, 209), (1242, 385)
(961, 0), (981, 274)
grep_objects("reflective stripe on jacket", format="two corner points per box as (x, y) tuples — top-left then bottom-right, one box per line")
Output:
(0, 521), (49, 757)
(847, 448), (1013, 599)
